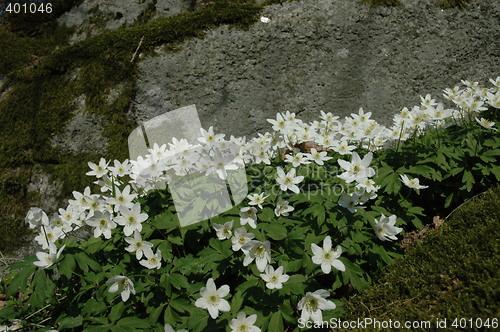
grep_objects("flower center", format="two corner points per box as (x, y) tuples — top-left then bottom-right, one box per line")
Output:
(270, 275), (278, 283)
(254, 245), (266, 257)
(305, 297), (319, 311)
(99, 219), (107, 227)
(208, 294), (220, 306)
(238, 324), (250, 332)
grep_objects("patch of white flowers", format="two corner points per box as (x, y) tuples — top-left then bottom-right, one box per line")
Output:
(24, 78), (499, 328)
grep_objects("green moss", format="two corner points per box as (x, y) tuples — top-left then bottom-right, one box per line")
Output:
(0, 0), (263, 255)
(3, 0), (84, 36)
(0, 167), (35, 254)
(341, 186), (500, 329)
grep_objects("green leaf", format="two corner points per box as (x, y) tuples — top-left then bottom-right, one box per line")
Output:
(58, 315), (83, 330)
(461, 170), (475, 192)
(187, 308), (208, 332)
(74, 252), (102, 273)
(339, 257), (370, 291)
(170, 298), (192, 314)
(230, 291), (244, 314)
(169, 273), (189, 290)
(59, 254), (76, 279)
(302, 204), (326, 225)
(258, 207), (275, 222)
(265, 223), (288, 241)
(268, 312), (284, 332)
(151, 211), (179, 230)
(381, 172), (401, 195)
(6, 265), (35, 297)
(282, 274), (307, 295)
(115, 317), (151, 329)
(149, 304), (165, 324)
(110, 302), (125, 323)
(491, 166), (500, 181)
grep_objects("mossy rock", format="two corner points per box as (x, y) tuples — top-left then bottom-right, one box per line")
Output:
(0, 0), (263, 255)
(341, 186), (500, 330)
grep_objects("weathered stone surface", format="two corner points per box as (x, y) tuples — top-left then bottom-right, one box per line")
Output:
(50, 95), (108, 154)
(58, 0), (193, 43)
(134, 0), (499, 138)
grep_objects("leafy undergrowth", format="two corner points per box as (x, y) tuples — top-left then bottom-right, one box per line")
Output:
(0, 78), (497, 331)
(341, 185), (500, 331)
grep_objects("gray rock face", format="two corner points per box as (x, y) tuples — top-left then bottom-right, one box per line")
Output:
(134, 0), (499, 138)
(50, 95), (108, 154)
(58, 0), (193, 42)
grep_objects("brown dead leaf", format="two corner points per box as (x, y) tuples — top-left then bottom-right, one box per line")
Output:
(433, 216), (445, 229)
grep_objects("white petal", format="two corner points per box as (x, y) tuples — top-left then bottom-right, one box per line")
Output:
(331, 259), (346, 272)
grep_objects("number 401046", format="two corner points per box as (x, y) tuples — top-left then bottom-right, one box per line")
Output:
(6, 2), (53, 14)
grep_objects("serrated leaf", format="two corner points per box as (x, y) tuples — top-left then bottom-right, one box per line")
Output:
(59, 254), (76, 279)
(6, 265), (35, 297)
(110, 302), (125, 323)
(268, 312), (284, 332)
(265, 223), (287, 241)
(58, 315), (83, 330)
(115, 317), (150, 329)
(169, 273), (189, 290)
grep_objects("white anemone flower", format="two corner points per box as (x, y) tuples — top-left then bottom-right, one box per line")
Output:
(274, 200), (294, 217)
(87, 211), (117, 239)
(475, 117), (496, 130)
(25, 207), (50, 229)
(276, 167), (304, 194)
(242, 240), (271, 272)
(213, 220), (234, 240)
(285, 152), (310, 167)
(124, 230), (153, 260)
(195, 278), (230, 319)
(307, 148), (332, 166)
(139, 247), (162, 269)
(107, 185), (137, 212)
(260, 265), (290, 290)
(337, 152), (375, 183)
(297, 290), (337, 323)
(34, 226), (63, 250)
(311, 236), (345, 274)
(229, 312), (261, 332)
(247, 193), (269, 209)
(114, 203), (148, 236)
(33, 243), (65, 269)
(240, 207), (258, 229)
(231, 227), (255, 251)
(373, 214), (403, 241)
(106, 275), (136, 302)
(400, 174), (429, 190)
(86, 158), (109, 178)
(108, 159), (131, 177)
(198, 126), (225, 146)
(338, 192), (365, 214)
